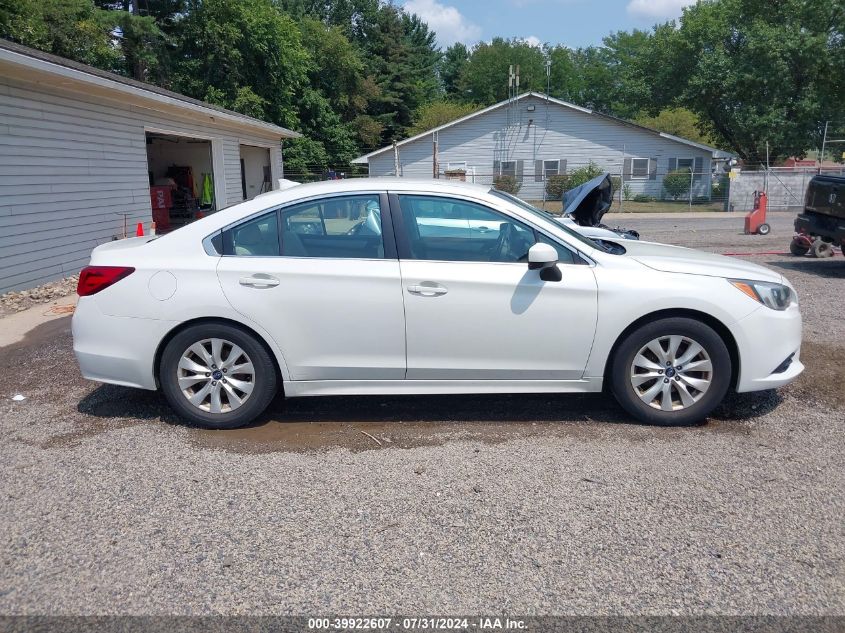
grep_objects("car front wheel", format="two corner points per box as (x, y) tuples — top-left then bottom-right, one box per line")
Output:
(160, 323), (278, 429)
(610, 317), (731, 426)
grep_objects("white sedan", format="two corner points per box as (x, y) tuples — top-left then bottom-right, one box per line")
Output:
(72, 178), (803, 429)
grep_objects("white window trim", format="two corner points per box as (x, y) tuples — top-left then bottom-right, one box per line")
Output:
(631, 157), (650, 180)
(543, 159), (560, 177)
(500, 160), (517, 177)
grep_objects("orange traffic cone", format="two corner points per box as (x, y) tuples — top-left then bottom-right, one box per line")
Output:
(136, 222), (144, 237)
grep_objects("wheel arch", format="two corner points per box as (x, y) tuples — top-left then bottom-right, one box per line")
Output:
(602, 308), (740, 390)
(152, 316), (285, 390)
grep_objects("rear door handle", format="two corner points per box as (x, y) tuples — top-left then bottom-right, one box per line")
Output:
(239, 275), (280, 288)
(407, 283), (448, 296)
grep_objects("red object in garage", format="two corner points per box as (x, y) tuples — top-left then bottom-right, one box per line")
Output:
(744, 190), (771, 235)
(149, 186), (172, 231)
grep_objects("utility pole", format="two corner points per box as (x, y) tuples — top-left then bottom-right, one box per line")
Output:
(820, 120), (830, 174)
(432, 131), (439, 179)
(393, 141), (400, 177)
(765, 140), (770, 196)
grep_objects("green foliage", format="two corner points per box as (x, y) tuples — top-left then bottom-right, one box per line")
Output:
(634, 108), (718, 147)
(458, 38), (547, 105)
(671, 0), (845, 161)
(622, 184), (633, 201)
(632, 194), (654, 203)
(439, 43), (469, 95)
(493, 175), (520, 195)
(663, 169), (692, 200)
(1, 0), (121, 70)
(408, 100), (478, 136)
(566, 162), (604, 190)
(545, 175), (569, 200)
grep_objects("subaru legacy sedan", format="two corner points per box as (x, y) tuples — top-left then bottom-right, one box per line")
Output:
(72, 178), (803, 429)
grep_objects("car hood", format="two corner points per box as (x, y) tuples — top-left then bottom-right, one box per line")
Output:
(557, 217), (638, 240)
(563, 173), (613, 226)
(622, 240), (783, 283)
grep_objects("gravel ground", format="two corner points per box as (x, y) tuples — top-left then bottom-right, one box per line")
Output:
(0, 215), (843, 616)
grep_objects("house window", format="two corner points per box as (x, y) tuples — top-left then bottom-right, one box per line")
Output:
(676, 158), (694, 173)
(543, 160), (560, 177)
(631, 158), (650, 179)
(500, 160), (516, 177)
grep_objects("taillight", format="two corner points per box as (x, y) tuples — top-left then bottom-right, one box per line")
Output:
(77, 266), (135, 296)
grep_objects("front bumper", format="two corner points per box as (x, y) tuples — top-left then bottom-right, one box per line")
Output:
(794, 212), (845, 245)
(72, 298), (176, 390)
(732, 302), (804, 393)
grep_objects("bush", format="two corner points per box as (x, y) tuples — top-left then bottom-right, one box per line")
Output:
(632, 194), (654, 203)
(493, 174), (520, 194)
(567, 162), (604, 190)
(622, 184), (633, 201)
(545, 174), (569, 199)
(663, 168), (692, 200)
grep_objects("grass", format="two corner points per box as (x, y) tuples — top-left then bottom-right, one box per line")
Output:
(528, 199), (726, 214)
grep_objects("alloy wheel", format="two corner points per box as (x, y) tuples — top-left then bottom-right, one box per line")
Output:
(629, 335), (713, 412)
(177, 338), (256, 414)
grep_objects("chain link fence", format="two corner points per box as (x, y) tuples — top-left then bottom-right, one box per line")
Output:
(284, 161), (845, 215)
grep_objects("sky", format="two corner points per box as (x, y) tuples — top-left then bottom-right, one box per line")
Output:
(401, 0), (697, 48)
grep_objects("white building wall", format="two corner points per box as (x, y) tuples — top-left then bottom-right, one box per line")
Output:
(0, 75), (284, 292)
(367, 95), (713, 202)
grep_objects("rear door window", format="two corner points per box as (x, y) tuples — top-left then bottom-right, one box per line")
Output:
(280, 195), (385, 259)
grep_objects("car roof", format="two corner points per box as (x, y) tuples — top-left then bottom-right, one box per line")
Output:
(258, 177), (490, 203)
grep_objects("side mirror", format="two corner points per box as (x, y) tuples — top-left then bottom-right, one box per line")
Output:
(527, 242), (562, 282)
(528, 242), (558, 269)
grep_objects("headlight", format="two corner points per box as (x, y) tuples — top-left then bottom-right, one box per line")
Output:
(729, 279), (794, 310)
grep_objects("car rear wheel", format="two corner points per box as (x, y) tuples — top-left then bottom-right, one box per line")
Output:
(610, 317), (731, 426)
(160, 323), (277, 429)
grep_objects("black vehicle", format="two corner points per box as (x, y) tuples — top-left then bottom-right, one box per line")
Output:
(791, 175), (845, 257)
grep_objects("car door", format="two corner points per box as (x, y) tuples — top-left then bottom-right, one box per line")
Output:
(391, 193), (598, 380)
(216, 192), (406, 381)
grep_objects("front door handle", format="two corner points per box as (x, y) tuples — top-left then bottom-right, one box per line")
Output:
(407, 283), (448, 297)
(239, 275), (280, 288)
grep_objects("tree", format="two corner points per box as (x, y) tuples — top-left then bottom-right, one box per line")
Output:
(672, 0), (845, 161)
(172, 0), (309, 130)
(460, 38), (547, 105)
(440, 42), (469, 98)
(634, 108), (719, 146)
(1, 0), (121, 71)
(408, 100), (478, 136)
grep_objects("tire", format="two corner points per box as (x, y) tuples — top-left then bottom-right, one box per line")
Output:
(789, 238), (810, 256)
(609, 317), (732, 426)
(159, 322), (278, 429)
(810, 239), (834, 258)
(757, 223), (771, 235)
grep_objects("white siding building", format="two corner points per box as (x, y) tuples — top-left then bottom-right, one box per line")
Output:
(0, 40), (300, 293)
(353, 92), (730, 201)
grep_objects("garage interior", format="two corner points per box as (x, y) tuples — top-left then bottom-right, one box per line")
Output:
(146, 132), (216, 233)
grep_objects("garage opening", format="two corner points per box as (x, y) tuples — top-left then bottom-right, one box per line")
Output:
(146, 132), (216, 233)
(240, 145), (272, 201)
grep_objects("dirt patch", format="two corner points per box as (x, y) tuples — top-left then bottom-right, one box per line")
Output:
(788, 341), (845, 408)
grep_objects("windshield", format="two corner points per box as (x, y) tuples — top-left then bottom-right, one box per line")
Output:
(488, 189), (600, 250)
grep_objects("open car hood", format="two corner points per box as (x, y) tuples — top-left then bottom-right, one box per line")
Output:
(563, 173), (613, 226)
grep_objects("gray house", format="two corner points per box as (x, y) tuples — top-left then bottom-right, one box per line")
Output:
(0, 39), (300, 293)
(353, 92), (730, 201)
